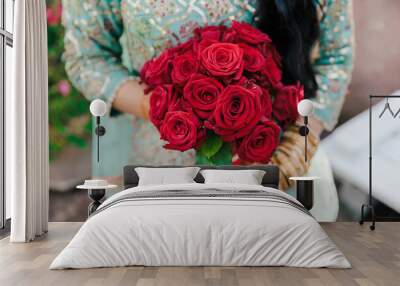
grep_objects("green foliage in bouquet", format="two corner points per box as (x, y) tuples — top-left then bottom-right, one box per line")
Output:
(47, 0), (91, 160)
(196, 131), (232, 165)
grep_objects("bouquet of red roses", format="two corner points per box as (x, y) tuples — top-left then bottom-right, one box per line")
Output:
(140, 21), (303, 165)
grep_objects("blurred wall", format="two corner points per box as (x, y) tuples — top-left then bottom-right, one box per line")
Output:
(341, 0), (400, 123)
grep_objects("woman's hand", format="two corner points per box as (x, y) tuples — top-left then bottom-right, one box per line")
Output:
(112, 79), (150, 120)
(270, 123), (320, 190)
(303, 115), (324, 138)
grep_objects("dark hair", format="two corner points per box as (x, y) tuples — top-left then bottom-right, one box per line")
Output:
(255, 0), (321, 98)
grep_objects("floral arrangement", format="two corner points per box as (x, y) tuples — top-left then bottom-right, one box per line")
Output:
(141, 22), (303, 165)
(47, 0), (91, 160)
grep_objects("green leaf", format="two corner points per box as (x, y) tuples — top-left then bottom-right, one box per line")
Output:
(198, 132), (223, 159)
(196, 142), (233, 165)
(209, 142), (232, 165)
(195, 152), (214, 165)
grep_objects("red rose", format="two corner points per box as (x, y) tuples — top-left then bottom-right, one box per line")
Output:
(261, 88), (273, 118)
(259, 44), (282, 86)
(236, 78), (272, 118)
(206, 84), (264, 141)
(194, 25), (225, 41)
(183, 75), (224, 119)
(195, 37), (218, 55)
(169, 39), (195, 56)
(140, 51), (172, 86)
(236, 119), (281, 163)
(259, 42), (281, 63)
(171, 53), (199, 85)
(139, 22), (288, 160)
(160, 111), (205, 151)
(273, 83), (304, 127)
(200, 43), (244, 80)
(168, 97), (192, 113)
(149, 85), (176, 129)
(221, 28), (237, 43)
(232, 21), (271, 45)
(239, 43), (265, 72)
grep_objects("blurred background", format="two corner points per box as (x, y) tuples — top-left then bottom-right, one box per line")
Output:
(46, 0), (400, 222)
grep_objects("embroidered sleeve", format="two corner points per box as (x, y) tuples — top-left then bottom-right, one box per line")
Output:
(312, 0), (355, 131)
(62, 0), (136, 114)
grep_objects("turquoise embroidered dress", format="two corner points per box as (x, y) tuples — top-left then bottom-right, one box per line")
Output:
(62, 0), (354, 177)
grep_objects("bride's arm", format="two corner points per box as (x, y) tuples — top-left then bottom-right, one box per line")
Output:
(311, 0), (354, 131)
(62, 0), (150, 119)
(274, 0), (354, 190)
